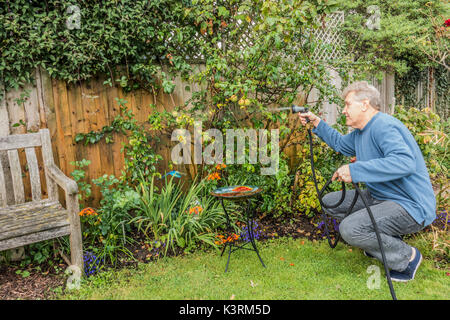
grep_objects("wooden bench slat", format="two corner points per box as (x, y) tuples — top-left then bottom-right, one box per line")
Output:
(0, 205), (67, 231)
(0, 226), (71, 251)
(0, 217), (70, 241)
(25, 147), (42, 201)
(0, 132), (42, 151)
(0, 158), (7, 207)
(0, 202), (66, 229)
(0, 199), (56, 214)
(7, 150), (25, 204)
(40, 128), (58, 201)
(0, 201), (70, 241)
(0, 200), (64, 222)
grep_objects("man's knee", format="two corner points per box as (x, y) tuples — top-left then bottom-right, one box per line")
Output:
(322, 191), (343, 208)
(339, 217), (361, 246)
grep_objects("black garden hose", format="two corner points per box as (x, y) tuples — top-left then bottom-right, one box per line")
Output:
(306, 127), (397, 300)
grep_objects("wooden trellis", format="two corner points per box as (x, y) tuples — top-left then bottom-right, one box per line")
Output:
(312, 11), (345, 62)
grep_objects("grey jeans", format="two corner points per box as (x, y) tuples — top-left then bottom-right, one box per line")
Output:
(322, 189), (424, 272)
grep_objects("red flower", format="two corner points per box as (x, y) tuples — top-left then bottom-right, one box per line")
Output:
(445, 19), (450, 27)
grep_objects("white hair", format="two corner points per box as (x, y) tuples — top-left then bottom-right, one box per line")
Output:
(342, 81), (382, 110)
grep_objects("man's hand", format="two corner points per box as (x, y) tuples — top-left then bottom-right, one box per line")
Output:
(332, 164), (352, 183)
(298, 111), (321, 128)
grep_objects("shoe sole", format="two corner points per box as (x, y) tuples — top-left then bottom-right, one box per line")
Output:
(390, 252), (423, 282)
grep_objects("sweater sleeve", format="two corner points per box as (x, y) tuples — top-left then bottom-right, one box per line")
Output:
(349, 127), (416, 183)
(312, 120), (356, 157)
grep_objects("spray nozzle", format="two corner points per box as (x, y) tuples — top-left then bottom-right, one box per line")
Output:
(291, 105), (309, 114)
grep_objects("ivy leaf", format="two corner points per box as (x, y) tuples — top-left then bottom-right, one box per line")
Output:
(218, 6), (229, 18)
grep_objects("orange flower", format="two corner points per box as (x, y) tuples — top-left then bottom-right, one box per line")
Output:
(215, 233), (239, 245)
(188, 206), (203, 215)
(215, 163), (226, 170)
(207, 172), (221, 180)
(79, 207), (98, 217)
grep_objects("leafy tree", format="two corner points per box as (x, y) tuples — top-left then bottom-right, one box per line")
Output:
(336, 0), (449, 77)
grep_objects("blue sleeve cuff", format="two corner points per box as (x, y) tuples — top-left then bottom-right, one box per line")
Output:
(349, 163), (361, 183)
(311, 119), (326, 135)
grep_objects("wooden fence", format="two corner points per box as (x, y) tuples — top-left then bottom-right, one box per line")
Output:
(0, 67), (206, 208)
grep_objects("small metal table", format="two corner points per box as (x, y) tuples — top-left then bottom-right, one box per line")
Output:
(210, 185), (266, 272)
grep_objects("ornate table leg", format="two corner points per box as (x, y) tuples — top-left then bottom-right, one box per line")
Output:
(220, 198), (233, 272)
(246, 198), (266, 268)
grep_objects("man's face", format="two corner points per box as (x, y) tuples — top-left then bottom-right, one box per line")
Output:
(343, 91), (367, 128)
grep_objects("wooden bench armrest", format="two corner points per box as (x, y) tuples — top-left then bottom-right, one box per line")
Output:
(46, 164), (79, 196)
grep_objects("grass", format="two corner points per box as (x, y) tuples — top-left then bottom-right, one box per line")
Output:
(59, 236), (449, 300)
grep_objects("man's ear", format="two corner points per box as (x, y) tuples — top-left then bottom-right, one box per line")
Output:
(361, 100), (370, 111)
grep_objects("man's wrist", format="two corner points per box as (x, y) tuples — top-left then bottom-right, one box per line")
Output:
(313, 117), (321, 128)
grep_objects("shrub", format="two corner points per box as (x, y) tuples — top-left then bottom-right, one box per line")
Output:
(76, 174), (140, 266)
(393, 105), (449, 211)
(293, 122), (346, 217)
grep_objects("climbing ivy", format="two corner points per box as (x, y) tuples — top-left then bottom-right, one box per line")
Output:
(0, 0), (197, 96)
(395, 65), (449, 119)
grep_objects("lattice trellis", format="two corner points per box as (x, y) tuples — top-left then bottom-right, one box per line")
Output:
(183, 11), (346, 63)
(312, 11), (345, 62)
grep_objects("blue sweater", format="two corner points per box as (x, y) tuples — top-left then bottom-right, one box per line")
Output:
(312, 112), (436, 227)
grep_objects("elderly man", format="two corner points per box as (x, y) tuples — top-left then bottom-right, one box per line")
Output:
(299, 81), (436, 282)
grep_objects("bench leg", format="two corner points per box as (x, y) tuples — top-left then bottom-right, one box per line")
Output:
(66, 193), (84, 275)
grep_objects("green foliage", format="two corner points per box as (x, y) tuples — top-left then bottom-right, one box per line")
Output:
(130, 172), (237, 255)
(70, 159), (92, 203)
(186, 0), (341, 125)
(293, 125), (345, 217)
(18, 240), (59, 267)
(395, 65), (450, 120)
(79, 174), (140, 266)
(337, 0), (448, 76)
(393, 105), (449, 210)
(393, 106), (448, 176)
(148, 0), (346, 170)
(0, 0), (197, 94)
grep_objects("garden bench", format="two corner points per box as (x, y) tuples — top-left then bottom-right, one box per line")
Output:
(0, 128), (83, 272)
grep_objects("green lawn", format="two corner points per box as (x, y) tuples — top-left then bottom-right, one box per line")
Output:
(60, 237), (449, 300)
